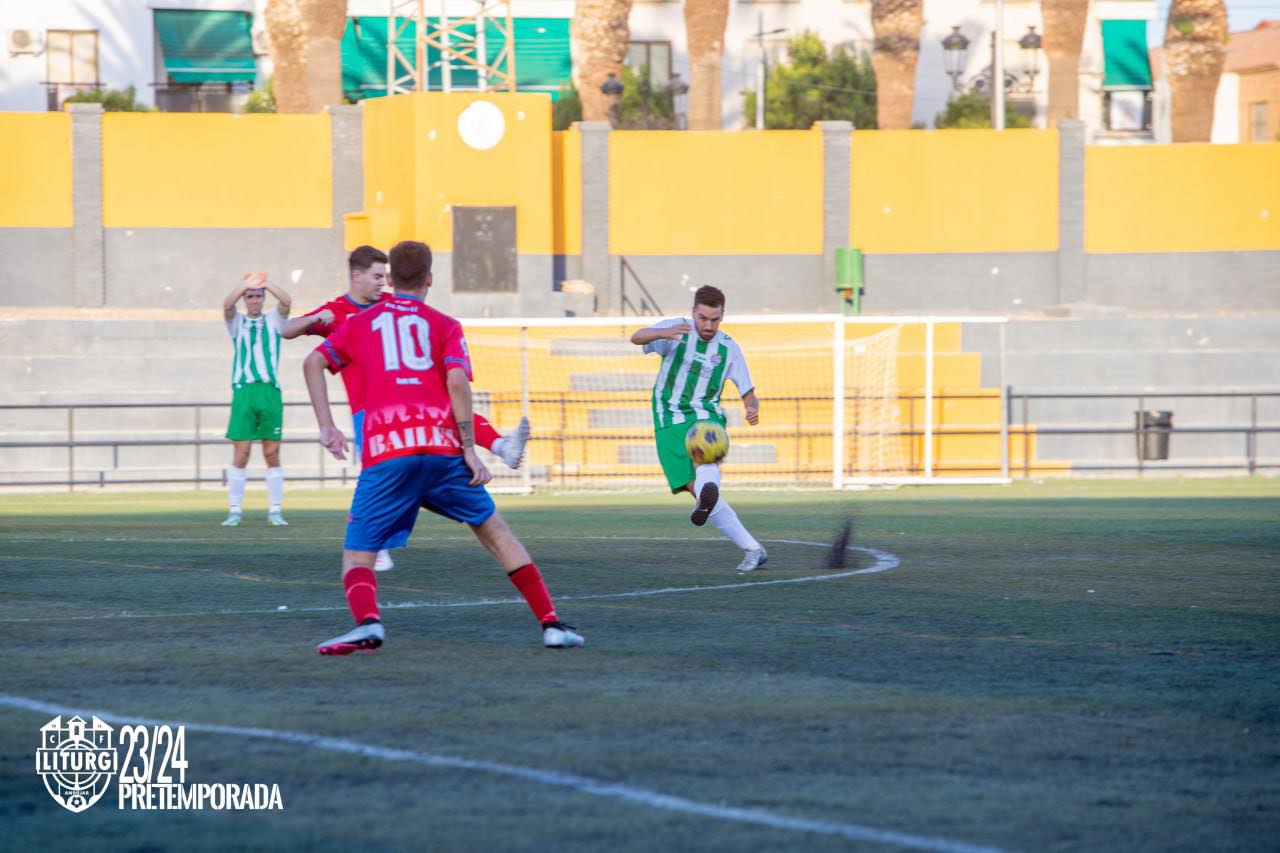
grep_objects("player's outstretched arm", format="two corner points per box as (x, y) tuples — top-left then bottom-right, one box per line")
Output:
(630, 322), (690, 346)
(281, 309), (334, 340)
(262, 281), (292, 318)
(303, 350), (348, 460)
(742, 389), (760, 426)
(446, 367), (492, 487)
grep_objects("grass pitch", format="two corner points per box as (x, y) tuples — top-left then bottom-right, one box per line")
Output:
(1, 479), (1277, 851)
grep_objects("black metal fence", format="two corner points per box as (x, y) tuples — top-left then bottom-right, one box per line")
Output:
(1, 390), (1276, 490)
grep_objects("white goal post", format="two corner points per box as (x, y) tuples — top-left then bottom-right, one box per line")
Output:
(456, 314), (1010, 491)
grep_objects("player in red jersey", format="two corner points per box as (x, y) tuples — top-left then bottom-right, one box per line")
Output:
(303, 240), (583, 654)
(283, 245), (530, 572)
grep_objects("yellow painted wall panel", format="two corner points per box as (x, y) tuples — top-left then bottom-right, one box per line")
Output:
(1085, 143), (1280, 252)
(609, 131), (823, 255)
(851, 130), (1059, 253)
(360, 93), (554, 254)
(103, 114), (331, 228)
(553, 130), (581, 255)
(0, 113), (72, 227)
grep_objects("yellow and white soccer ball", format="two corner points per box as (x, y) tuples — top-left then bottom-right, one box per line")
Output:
(685, 421), (730, 464)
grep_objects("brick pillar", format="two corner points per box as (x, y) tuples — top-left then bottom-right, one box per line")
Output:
(575, 121), (611, 314)
(815, 120), (853, 310)
(1051, 119), (1087, 313)
(69, 103), (104, 307)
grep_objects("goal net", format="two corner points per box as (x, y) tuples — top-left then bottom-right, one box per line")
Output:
(459, 316), (1007, 491)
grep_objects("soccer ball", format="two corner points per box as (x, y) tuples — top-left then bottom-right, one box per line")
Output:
(685, 422), (729, 464)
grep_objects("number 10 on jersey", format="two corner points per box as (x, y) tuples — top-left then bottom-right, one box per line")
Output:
(373, 312), (433, 372)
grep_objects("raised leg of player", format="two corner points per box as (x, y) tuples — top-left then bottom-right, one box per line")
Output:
(474, 415), (501, 452)
(485, 415), (531, 470)
(470, 511), (583, 648)
(690, 463), (720, 526)
(686, 474), (767, 572)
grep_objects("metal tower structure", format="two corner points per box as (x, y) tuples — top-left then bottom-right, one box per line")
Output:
(386, 0), (517, 95)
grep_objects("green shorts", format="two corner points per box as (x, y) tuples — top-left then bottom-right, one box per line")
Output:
(655, 419), (723, 493)
(226, 383), (283, 441)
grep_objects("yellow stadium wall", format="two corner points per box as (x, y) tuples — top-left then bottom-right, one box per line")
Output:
(102, 113), (332, 228)
(0, 113), (73, 228)
(608, 131), (824, 255)
(850, 129), (1059, 254)
(359, 92), (555, 254)
(1085, 143), (1280, 252)
(552, 130), (581, 256)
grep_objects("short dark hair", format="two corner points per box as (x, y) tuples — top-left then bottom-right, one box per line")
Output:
(388, 241), (433, 289)
(692, 285), (725, 310)
(348, 245), (388, 274)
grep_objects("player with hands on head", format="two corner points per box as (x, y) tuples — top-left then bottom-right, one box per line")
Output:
(221, 272), (292, 528)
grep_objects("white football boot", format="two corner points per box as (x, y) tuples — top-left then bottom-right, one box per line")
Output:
(221, 512), (242, 527)
(542, 621), (584, 649)
(495, 416), (531, 470)
(735, 547), (768, 574)
(316, 620), (384, 656)
(373, 549), (395, 572)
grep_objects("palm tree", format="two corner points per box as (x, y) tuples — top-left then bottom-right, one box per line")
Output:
(870, 0), (923, 130)
(1041, 0), (1089, 125)
(1164, 0), (1229, 141)
(570, 0), (634, 124)
(684, 0), (730, 130)
(264, 0), (347, 113)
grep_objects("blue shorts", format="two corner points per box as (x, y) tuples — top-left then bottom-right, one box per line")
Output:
(352, 410), (365, 458)
(344, 454), (496, 552)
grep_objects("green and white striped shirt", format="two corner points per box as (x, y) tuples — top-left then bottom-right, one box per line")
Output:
(226, 311), (284, 389)
(643, 317), (753, 429)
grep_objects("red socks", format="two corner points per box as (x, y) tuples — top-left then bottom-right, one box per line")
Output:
(343, 566), (380, 624)
(474, 414), (501, 452)
(508, 563), (557, 625)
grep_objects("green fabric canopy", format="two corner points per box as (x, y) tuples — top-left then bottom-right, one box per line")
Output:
(1101, 20), (1152, 90)
(155, 10), (256, 84)
(341, 17), (571, 101)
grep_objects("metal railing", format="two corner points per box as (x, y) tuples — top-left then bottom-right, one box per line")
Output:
(1, 389), (1276, 490)
(619, 257), (663, 316)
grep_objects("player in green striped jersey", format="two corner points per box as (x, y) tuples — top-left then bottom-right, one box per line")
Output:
(631, 286), (767, 573)
(221, 272), (292, 528)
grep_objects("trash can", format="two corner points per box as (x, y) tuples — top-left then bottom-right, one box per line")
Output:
(834, 247), (865, 314)
(1135, 410), (1173, 461)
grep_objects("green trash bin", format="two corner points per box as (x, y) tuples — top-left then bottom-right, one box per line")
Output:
(835, 248), (864, 314)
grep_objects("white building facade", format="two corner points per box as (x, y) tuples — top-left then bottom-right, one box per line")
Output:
(2, 0), (1157, 139)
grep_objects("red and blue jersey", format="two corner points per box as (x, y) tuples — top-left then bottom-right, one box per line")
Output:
(302, 293), (391, 413)
(318, 294), (473, 468)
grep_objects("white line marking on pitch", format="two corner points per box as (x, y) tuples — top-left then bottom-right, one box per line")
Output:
(0, 538), (899, 624)
(0, 692), (998, 853)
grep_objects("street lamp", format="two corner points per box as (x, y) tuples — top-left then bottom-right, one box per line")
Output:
(753, 13), (786, 130)
(941, 26), (970, 92)
(667, 72), (689, 129)
(601, 72), (623, 126)
(1018, 26), (1042, 91)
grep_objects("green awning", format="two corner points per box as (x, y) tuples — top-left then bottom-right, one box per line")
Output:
(155, 10), (256, 84)
(1101, 19), (1152, 90)
(341, 17), (571, 101)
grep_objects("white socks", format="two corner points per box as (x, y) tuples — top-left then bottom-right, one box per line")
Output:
(227, 466), (247, 512)
(694, 465), (760, 552)
(266, 466), (285, 512)
(694, 462), (720, 495)
(708, 498), (761, 552)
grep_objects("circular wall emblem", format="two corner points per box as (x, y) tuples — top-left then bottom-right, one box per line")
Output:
(457, 101), (505, 151)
